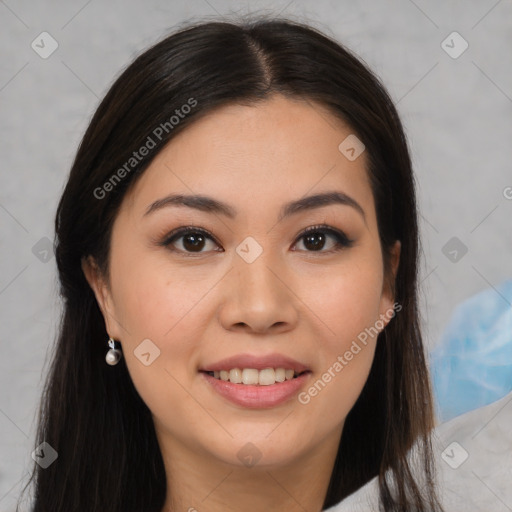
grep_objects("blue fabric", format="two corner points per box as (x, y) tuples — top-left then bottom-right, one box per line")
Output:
(431, 279), (512, 422)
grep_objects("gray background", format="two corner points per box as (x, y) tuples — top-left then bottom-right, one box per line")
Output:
(1, 0), (511, 509)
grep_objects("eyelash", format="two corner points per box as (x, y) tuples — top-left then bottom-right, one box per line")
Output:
(159, 224), (354, 256)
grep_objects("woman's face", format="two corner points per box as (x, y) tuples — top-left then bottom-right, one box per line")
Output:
(85, 94), (399, 472)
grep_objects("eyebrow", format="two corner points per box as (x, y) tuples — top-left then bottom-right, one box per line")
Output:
(143, 191), (366, 222)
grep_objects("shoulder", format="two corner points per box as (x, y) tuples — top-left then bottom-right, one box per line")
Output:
(434, 390), (512, 511)
(323, 391), (512, 511)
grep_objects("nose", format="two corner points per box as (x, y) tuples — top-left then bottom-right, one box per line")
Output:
(218, 254), (299, 335)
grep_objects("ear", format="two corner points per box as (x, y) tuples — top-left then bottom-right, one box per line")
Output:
(378, 240), (401, 326)
(81, 255), (122, 340)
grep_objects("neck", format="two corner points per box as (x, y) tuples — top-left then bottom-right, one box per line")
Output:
(157, 424), (342, 512)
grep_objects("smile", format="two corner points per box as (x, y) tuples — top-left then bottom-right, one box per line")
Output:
(204, 367), (307, 386)
(200, 369), (312, 409)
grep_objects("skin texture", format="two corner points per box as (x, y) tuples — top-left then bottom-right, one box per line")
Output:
(83, 94), (400, 512)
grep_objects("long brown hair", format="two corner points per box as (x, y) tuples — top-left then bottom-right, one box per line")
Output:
(21, 16), (442, 511)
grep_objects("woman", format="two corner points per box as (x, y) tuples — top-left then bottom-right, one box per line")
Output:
(21, 16), (443, 512)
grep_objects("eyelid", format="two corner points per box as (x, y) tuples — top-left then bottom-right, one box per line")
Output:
(159, 223), (354, 253)
(159, 225), (222, 249)
(296, 224), (351, 241)
(293, 224), (354, 250)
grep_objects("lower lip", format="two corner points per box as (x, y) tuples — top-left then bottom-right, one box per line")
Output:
(200, 371), (312, 409)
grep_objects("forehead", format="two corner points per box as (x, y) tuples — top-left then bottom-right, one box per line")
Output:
(120, 95), (374, 222)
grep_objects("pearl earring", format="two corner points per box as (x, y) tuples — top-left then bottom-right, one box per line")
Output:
(105, 337), (122, 366)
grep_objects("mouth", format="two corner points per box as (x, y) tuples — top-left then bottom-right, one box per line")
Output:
(200, 368), (311, 386)
(199, 369), (313, 409)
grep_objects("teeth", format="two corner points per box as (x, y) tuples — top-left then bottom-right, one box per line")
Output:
(208, 368), (301, 385)
(229, 368), (242, 384)
(275, 368), (286, 382)
(257, 368), (273, 385)
(242, 368), (259, 385)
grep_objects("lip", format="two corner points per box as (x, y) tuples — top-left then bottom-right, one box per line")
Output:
(200, 371), (312, 409)
(199, 353), (311, 373)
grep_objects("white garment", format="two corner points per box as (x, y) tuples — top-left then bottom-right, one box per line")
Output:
(324, 391), (512, 511)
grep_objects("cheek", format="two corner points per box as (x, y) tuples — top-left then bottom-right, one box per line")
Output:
(293, 256), (383, 421)
(109, 246), (204, 339)
(111, 264), (204, 426)
(299, 341), (377, 431)
(107, 249), (216, 392)
(298, 253), (385, 346)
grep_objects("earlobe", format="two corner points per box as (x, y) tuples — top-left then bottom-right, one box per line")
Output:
(379, 240), (401, 329)
(81, 256), (114, 330)
(391, 240), (401, 282)
(391, 241), (400, 296)
(81, 256), (103, 304)
(386, 240), (401, 301)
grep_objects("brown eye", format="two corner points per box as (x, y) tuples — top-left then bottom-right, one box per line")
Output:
(163, 227), (221, 254)
(160, 224), (353, 255)
(293, 225), (354, 253)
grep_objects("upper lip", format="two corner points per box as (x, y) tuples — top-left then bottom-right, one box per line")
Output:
(200, 353), (311, 373)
